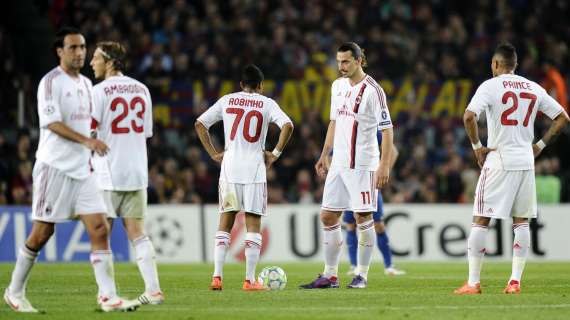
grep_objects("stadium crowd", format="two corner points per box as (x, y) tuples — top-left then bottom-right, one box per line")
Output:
(1, 0), (569, 205)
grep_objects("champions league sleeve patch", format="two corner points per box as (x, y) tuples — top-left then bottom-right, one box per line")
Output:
(43, 105), (56, 116)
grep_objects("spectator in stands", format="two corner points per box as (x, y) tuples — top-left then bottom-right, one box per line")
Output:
(1, 0), (569, 205)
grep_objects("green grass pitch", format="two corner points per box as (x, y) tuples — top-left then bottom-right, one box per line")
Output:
(1, 262), (569, 319)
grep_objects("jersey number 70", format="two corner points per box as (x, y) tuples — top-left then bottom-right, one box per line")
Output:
(226, 108), (263, 143)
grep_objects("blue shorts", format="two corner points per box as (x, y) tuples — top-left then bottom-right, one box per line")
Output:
(343, 192), (384, 224)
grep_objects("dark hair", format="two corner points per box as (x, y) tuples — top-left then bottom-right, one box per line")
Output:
(494, 42), (517, 70)
(96, 41), (127, 72)
(53, 26), (82, 57)
(241, 64), (264, 88)
(337, 42), (368, 68)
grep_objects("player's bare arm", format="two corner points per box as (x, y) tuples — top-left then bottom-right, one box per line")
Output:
(195, 120), (223, 163)
(315, 120), (335, 177)
(376, 127), (393, 188)
(463, 110), (495, 168)
(47, 121), (108, 156)
(265, 122), (294, 169)
(533, 112), (569, 158)
(390, 144), (399, 169)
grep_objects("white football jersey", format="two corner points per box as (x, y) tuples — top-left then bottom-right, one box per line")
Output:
(197, 91), (292, 183)
(330, 75), (393, 171)
(91, 75), (153, 190)
(36, 67), (94, 180)
(467, 74), (565, 170)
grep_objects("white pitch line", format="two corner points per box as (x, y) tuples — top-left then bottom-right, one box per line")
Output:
(80, 304), (570, 313)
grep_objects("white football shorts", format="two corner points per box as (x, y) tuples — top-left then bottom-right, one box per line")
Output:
(321, 166), (377, 213)
(218, 181), (267, 216)
(32, 162), (107, 223)
(473, 167), (537, 219)
(102, 189), (147, 219)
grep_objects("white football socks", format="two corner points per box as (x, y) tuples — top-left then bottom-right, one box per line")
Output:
(467, 224), (488, 286)
(510, 223), (530, 283)
(8, 246), (38, 297)
(90, 250), (117, 299)
(322, 223), (342, 278)
(356, 220), (375, 279)
(213, 231), (230, 278)
(244, 232), (262, 282)
(133, 235), (161, 293)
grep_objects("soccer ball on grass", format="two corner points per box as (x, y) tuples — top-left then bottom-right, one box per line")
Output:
(258, 266), (287, 290)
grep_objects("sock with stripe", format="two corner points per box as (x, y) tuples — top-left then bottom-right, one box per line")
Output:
(90, 250), (117, 299)
(376, 232), (393, 268)
(323, 223), (342, 278)
(133, 235), (161, 293)
(510, 223), (530, 283)
(8, 245), (39, 297)
(244, 232), (262, 283)
(467, 224), (488, 286)
(213, 231), (230, 278)
(356, 220), (375, 279)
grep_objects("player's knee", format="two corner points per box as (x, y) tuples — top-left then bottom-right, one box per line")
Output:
(245, 212), (261, 229)
(320, 212), (339, 226)
(472, 216), (491, 227)
(27, 227), (54, 249)
(124, 219), (144, 240)
(354, 213), (373, 224)
(345, 223), (356, 231)
(374, 222), (385, 234)
(89, 221), (110, 242)
(512, 217), (529, 225)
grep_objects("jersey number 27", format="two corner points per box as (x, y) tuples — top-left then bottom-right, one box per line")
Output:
(501, 91), (537, 127)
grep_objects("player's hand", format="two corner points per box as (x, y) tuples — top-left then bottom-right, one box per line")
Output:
(474, 147), (495, 168)
(212, 152), (224, 163)
(375, 163), (390, 189)
(84, 138), (109, 156)
(264, 151), (278, 169)
(315, 155), (331, 178)
(532, 144), (543, 158)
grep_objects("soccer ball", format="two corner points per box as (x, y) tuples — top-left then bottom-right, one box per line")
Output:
(258, 266), (287, 290)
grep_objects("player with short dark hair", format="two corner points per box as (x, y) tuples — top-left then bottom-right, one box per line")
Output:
(4, 28), (139, 313)
(455, 42), (569, 295)
(301, 42), (394, 289)
(196, 64), (294, 291)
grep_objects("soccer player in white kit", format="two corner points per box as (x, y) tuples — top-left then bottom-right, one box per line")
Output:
(90, 41), (163, 305)
(195, 65), (294, 291)
(3, 28), (139, 313)
(300, 42), (394, 289)
(455, 43), (569, 295)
